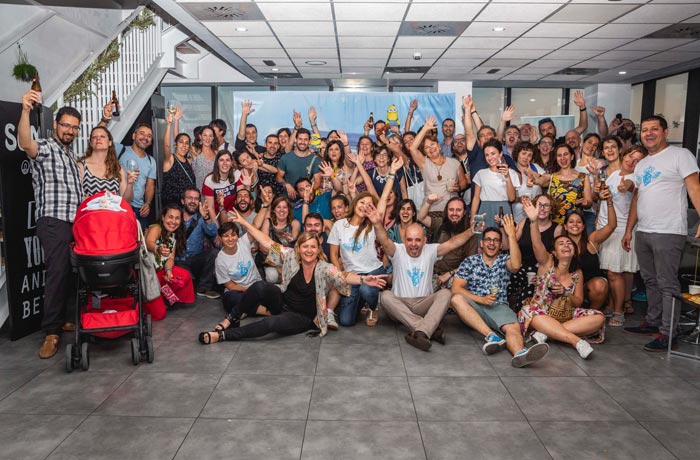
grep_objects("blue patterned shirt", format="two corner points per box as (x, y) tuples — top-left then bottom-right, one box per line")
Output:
(455, 253), (510, 303)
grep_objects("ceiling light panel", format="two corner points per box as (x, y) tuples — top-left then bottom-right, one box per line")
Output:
(643, 51), (700, 62)
(278, 36), (337, 48)
(507, 37), (574, 50)
(546, 4), (637, 23)
(334, 2), (409, 21)
(405, 2), (485, 22)
(524, 23), (601, 38)
(461, 22), (535, 38)
(562, 38), (634, 50)
(340, 48), (393, 58)
(573, 60), (626, 69)
(394, 36), (456, 48)
(433, 58), (487, 68)
(286, 48), (339, 58)
(451, 36), (513, 49)
(338, 36), (385, 48)
(618, 38), (695, 51)
(516, 66), (563, 75)
(475, 3), (563, 23)
(342, 58), (388, 66)
(256, 2), (333, 21)
(481, 58), (533, 67)
(268, 21), (335, 36)
(336, 21), (401, 37)
(441, 48), (499, 58)
(545, 49), (601, 60)
(586, 23), (671, 39)
(202, 21), (272, 36)
(220, 36), (281, 48)
(614, 4), (700, 24)
(594, 50), (657, 60)
(236, 48), (289, 58)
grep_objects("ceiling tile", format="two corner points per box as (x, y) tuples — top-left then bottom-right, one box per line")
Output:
(253, 65), (297, 72)
(614, 4), (700, 24)
(617, 38), (695, 51)
(540, 75), (586, 81)
(300, 72), (341, 78)
(202, 21), (272, 36)
(236, 48), (290, 58)
(394, 36), (456, 48)
(424, 71), (469, 79)
(341, 67), (384, 77)
(546, 4), (637, 23)
(544, 49), (601, 60)
(388, 57), (437, 66)
(516, 66), (562, 75)
(500, 74), (543, 81)
(433, 58), (485, 68)
(573, 60), (625, 69)
(342, 58), (388, 66)
(221, 36), (281, 48)
(475, 3), (562, 23)
(385, 72), (425, 79)
(248, 57), (293, 67)
(621, 60), (675, 70)
(491, 0), (568, 2)
(268, 21), (335, 36)
(527, 59), (581, 68)
(683, 14), (700, 24)
(334, 2), (409, 21)
(390, 48), (444, 59)
(338, 36), (387, 48)
(525, 23), (601, 38)
(562, 38), (634, 50)
(286, 48), (339, 58)
(584, 69), (646, 79)
(468, 73), (504, 80)
(673, 40), (700, 52)
(507, 37), (574, 50)
(279, 36), (338, 48)
(405, 2), (485, 21)
(293, 58), (339, 67)
(450, 36), (514, 49)
(442, 48), (499, 59)
(644, 51), (700, 62)
(336, 21), (400, 37)
(256, 2), (333, 20)
(594, 50), (656, 61)
(586, 23), (671, 39)
(340, 48), (392, 58)
(461, 22), (535, 38)
(481, 58), (533, 67)
(470, 66), (518, 74)
(492, 49), (550, 59)
(569, 0), (646, 3)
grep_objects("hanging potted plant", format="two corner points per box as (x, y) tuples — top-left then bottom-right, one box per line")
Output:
(12, 45), (37, 82)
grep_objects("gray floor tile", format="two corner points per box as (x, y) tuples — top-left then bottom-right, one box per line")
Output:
(0, 369), (41, 401)
(641, 421), (700, 460)
(501, 377), (634, 422)
(531, 421), (675, 460)
(151, 317), (186, 341)
(0, 370), (130, 415)
(167, 316), (223, 341)
(560, 344), (676, 377)
(78, 337), (147, 372)
(47, 415), (194, 460)
(435, 315), (479, 345)
(202, 375), (313, 419)
(401, 343), (497, 377)
(595, 376), (700, 421)
(0, 332), (64, 370)
(316, 342), (406, 376)
(175, 418), (305, 460)
(309, 376), (415, 421)
(96, 372), (219, 417)
(0, 413), (85, 460)
(320, 320), (399, 345)
(654, 354), (700, 379)
(301, 420), (426, 460)
(410, 377), (524, 421)
(420, 421), (552, 460)
(226, 341), (319, 375)
(136, 339), (237, 374)
(487, 345), (586, 377)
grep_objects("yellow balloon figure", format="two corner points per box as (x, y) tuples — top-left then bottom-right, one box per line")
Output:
(310, 133), (322, 152)
(386, 104), (400, 128)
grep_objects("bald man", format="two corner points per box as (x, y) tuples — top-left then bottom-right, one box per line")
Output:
(367, 204), (475, 351)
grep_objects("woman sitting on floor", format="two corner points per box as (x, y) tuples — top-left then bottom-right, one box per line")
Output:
(198, 211), (386, 344)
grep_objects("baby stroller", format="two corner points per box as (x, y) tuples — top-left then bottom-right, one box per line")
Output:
(65, 191), (153, 372)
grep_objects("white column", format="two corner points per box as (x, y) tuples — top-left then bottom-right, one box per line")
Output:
(437, 81), (473, 135)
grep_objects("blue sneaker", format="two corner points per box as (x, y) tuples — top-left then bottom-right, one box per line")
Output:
(632, 291), (647, 302)
(623, 322), (659, 335)
(643, 334), (679, 352)
(482, 332), (506, 355)
(511, 342), (550, 368)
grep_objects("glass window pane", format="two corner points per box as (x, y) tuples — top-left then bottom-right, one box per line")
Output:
(512, 88), (563, 121)
(567, 88), (584, 126)
(630, 83), (642, 125)
(277, 86), (330, 91)
(217, 86), (270, 146)
(472, 87), (505, 129)
(654, 73), (688, 144)
(161, 86), (212, 141)
(392, 86), (436, 93)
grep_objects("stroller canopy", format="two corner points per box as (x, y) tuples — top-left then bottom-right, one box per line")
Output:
(73, 191), (138, 256)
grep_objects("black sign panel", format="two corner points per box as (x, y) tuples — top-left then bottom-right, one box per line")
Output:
(0, 101), (53, 340)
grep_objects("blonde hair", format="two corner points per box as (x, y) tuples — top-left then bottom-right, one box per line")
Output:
(346, 192), (377, 247)
(294, 232), (327, 263)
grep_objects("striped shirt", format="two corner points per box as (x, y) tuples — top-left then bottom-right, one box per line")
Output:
(31, 137), (83, 223)
(81, 160), (120, 197)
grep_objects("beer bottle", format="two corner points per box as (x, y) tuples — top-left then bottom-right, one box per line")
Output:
(30, 71), (42, 111)
(498, 206), (504, 226)
(368, 112), (374, 126)
(111, 90), (120, 117)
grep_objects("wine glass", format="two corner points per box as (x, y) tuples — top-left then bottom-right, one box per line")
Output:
(126, 159), (139, 173)
(167, 101), (176, 115)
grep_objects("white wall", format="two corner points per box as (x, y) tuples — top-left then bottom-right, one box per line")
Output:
(437, 81), (473, 134)
(583, 83), (632, 133)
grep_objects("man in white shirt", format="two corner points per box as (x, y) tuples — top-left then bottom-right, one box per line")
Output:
(366, 203), (475, 351)
(622, 115), (700, 352)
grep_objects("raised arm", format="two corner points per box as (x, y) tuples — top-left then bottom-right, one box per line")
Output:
(97, 101), (113, 129)
(230, 210), (274, 253)
(18, 91), (40, 158)
(308, 106), (321, 138)
(376, 157), (403, 216)
(351, 150), (379, 198)
(502, 214), (521, 273)
(409, 116), (438, 170)
(462, 95), (478, 152)
(285, 111), (302, 153)
(522, 197), (552, 268)
(404, 99), (418, 133)
(437, 226), (474, 257)
(496, 105), (515, 141)
(417, 194), (440, 227)
(237, 100), (254, 142)
(572, 90), (588, 135)
(366, 202), (396, 258)
(589, 188), (617, 245)
(591, 106), (608, 137)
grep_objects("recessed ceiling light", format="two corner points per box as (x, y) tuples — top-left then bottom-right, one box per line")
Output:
(492, 27), (506, 32)
(305, 60), (327, 66)
(271, 68), (279, 72)
(618, 70), (627, 75)
(235, 27), (247, 32)
(530, 98), (536, 102)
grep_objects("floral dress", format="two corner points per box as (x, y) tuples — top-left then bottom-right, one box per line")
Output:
(548, 172), (586, 224)
(518, 267), (605, 342)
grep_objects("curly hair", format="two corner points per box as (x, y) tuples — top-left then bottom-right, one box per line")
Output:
(85, 126), (121, 180)
(158, 204), (187, 258)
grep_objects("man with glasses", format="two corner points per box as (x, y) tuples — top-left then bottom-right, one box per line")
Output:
(18, 90), (84, 358)
(177, 187), (220, 299)
(117, 123), (156, 230)
(451, 220), (549, 367)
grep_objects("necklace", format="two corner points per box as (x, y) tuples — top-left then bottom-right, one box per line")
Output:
(432, 156), (446, 181)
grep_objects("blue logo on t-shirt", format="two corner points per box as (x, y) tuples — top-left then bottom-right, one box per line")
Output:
(407, 267), (425, 287)
(341, 239), (364, 253)
(638, 166), (661, 187)
(231, 260), (252, 279)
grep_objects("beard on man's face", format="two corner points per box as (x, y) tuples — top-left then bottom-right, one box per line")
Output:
(442, 216), (467, 235)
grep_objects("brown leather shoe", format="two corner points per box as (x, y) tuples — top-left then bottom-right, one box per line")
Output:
(405, 331), (431, 351)
(39, 335), (60, 359)
(432, 327), (446, 345)
(62, 322), (76, 332)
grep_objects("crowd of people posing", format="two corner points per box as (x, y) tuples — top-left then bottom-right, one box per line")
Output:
(19, 89), (700, 363)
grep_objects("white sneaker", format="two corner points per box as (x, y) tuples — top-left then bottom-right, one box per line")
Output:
(533, 332), (548, 344)
(327, 310), (339, 331)
(576, 340), (594, 359)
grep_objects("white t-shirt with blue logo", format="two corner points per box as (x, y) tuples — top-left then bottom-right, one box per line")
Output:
(634, 145), (699, 235)
(389, 243), (438, 298)
(328, 218), (383, 274)
(215, 236), (262, 290)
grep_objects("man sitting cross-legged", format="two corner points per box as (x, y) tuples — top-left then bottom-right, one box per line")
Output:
(366, 202), (475, 351)
(451, 217), (549, 367)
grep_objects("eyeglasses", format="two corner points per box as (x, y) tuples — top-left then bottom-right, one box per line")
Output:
(184, 196), (200, 201)
(537, 203), (553, 209)
(57, 122), (80, 132)
(375, 153), (389, 158)
(483, 237), (501, 244)
(539, 141), (553, 146)
(453, 138), (466, 143)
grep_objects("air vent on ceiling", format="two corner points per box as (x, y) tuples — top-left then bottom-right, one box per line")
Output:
(398, 21), (469, 37)
(644, 23), (700, 39)
(180, 2), (265, 21)
(263, 60), (276, 67)
(260, 72), (301, 79)
(385, 66), (431, 74)
(553, 68), (600, 76)
(486, 68), (500, 74)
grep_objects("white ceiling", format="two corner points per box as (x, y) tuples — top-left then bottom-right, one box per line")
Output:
(174, 0), (700, 84)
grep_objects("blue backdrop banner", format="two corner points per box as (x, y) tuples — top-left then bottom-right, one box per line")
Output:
(232, 91), (456, 148)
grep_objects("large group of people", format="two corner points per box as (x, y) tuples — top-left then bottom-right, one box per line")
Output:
(18, 88), (700, 367)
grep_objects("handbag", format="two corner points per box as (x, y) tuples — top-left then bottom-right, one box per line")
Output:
(137, 222), (162, 302)
(547, 296), (574, 323)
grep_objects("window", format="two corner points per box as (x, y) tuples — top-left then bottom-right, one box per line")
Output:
(161, 86), (212, 142)
(654, 73), (688, 144)
(472, 88), (505, 130)
(512, 88), (563, 120)
(216, 86), (270, 146)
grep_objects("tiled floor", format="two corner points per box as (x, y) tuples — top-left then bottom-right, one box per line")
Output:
(2, 299), (700, 460)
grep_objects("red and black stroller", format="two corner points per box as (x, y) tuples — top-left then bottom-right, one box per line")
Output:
(65, 191), (153, 371)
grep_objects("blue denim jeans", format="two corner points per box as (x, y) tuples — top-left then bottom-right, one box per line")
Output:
(337, 266), (386, 327)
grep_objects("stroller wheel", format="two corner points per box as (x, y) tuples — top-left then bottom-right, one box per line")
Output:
(131, 338), (140, 365)
(65, 344), (74, 373)
(146, 314), (152, 338)
(80, 342), (90, 371)
(145, 336), (154, 363)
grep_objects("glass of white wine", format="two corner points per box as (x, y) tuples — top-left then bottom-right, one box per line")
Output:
(126, 159), (139, 173)
(167, 101), (176, 115)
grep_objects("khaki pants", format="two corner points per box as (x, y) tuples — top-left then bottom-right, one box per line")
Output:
(380, 289), (452, 336)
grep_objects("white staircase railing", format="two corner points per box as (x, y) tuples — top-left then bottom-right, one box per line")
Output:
(60, 15), (163, 155)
